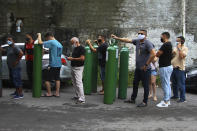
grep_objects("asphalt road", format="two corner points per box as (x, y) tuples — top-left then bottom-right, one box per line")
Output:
(0, 87), (197, 131)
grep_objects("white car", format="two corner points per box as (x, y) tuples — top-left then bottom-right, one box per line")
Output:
(1, 43), (71, 81)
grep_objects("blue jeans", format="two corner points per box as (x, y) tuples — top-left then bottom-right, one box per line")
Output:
(171, 68), (186, 101)
(159, 66), (173, 102)
(9, 67), (22, 88)
(131, 68), (151, 104)
(100, 66), (106, 82)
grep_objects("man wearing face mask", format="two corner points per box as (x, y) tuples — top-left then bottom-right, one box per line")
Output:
(171, 36), (188, 103)
(6, 35), (24, 99)
(156, 32), (173, 108)
(86, 35), (108, 95)
(67, 37), (86, 104)
(111, 30), (156, 107)
(24, 32), (35, 91)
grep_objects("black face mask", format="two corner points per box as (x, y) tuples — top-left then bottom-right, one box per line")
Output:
(26, 37), (30, 42)
(98, 39), (102, 43)
(160, 38), (164, 43)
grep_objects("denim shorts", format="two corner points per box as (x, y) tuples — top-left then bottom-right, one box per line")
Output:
(9, 67), (22, 88)
(151, 69), (157, 76)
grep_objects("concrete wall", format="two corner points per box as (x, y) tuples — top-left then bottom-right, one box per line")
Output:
(0, 0), (196, 70)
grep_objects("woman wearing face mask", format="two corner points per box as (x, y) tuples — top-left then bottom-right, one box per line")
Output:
(24, 33), (35, 91)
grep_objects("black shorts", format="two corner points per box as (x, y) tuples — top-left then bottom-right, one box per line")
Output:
(43, 67), (61, 81)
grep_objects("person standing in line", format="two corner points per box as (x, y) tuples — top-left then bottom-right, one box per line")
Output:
(37, 32), (63, 97)
(24, 32), (35, 92)
(111, 29), (156, 107)
(156, 32), (173, 108)
(149, 57), (158, 101)
(67, 37), (86, 104)
(86, 35), (108, 95)
(171, 36), (188, 103)
(6, 35), (24, 99)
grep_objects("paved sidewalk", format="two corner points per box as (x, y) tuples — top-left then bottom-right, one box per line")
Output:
(0, 86), (197, 131)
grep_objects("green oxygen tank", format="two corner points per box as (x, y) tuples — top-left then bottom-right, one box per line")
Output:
(83, 45), (93, 95)
(104, 45), (116, 104)
(33, 43), (42, 98)
(91, 43), (98, 93)
(113, 41), (119, 101)
(118, 46), (129, 99)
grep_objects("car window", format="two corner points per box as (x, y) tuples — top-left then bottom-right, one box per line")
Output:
(44, 48), (49, 54)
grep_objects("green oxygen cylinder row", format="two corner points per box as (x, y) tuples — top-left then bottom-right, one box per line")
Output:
(91, 43), (98, 93)
(118, 47), (129, 99)
(83, 45), (93, 95)
(33, 44), (42, 98)
(104, 45), (117, 104)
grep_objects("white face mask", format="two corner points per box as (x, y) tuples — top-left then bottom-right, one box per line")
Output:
(138, 34), (145, 40)
(7, 40), (13, 45)
(72, 43), (77, 48)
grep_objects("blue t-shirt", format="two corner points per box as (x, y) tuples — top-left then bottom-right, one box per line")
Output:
(43, 40), (63, 67)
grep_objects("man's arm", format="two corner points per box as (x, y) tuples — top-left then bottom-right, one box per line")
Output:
(67, 55), (85, 61)
(37, 33), (43, 44)
(156, 50), (163, 57)
(86, 39), (97, 52)
(179, 50), (186, 59)
(146, 49), (156, 66)
(0, 47), (5, 52)
(13, 49), (23, 67)
(111, 34), (132, 43)
(177, 44), (187, 59)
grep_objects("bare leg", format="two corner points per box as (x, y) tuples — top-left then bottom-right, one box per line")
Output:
(55, 80), (60, 96)
(99, 81), (104, 95)
(151, 75), (157, 101)
(45, 81), (52, 96)
(149, 77), (152, 98)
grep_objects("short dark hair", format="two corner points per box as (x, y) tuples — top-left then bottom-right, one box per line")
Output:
(162, 32), (170, 39)
(7, 35), (16, 42)
(98, 35), (106, 39)
(44, 32), (54, 38)
(177, 36), (185, 44)
(140, 29), (147, 34)
(26, 32), (35, 40)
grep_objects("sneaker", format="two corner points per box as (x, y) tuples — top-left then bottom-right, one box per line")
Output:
(137, 102), (147, 107)
(71, 97), (79, 100)
(160, 100), (171, 105)
(171, 96), (179, 100)
(177, 100), (187, 103)
(168, 101), (171, 105)
(156, 101), (168, 108)
(10, 91), (17, 96)
(13, 94), (24, 99)
(75, 100), (85, 104)
(124, 99), (135, 104)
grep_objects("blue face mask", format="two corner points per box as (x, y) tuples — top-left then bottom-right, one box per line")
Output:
(175, 42), (179, 45)
(7, 40), (13, 45)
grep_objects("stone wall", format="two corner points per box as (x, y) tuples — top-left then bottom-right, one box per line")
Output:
(0, 0), (196, 70)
